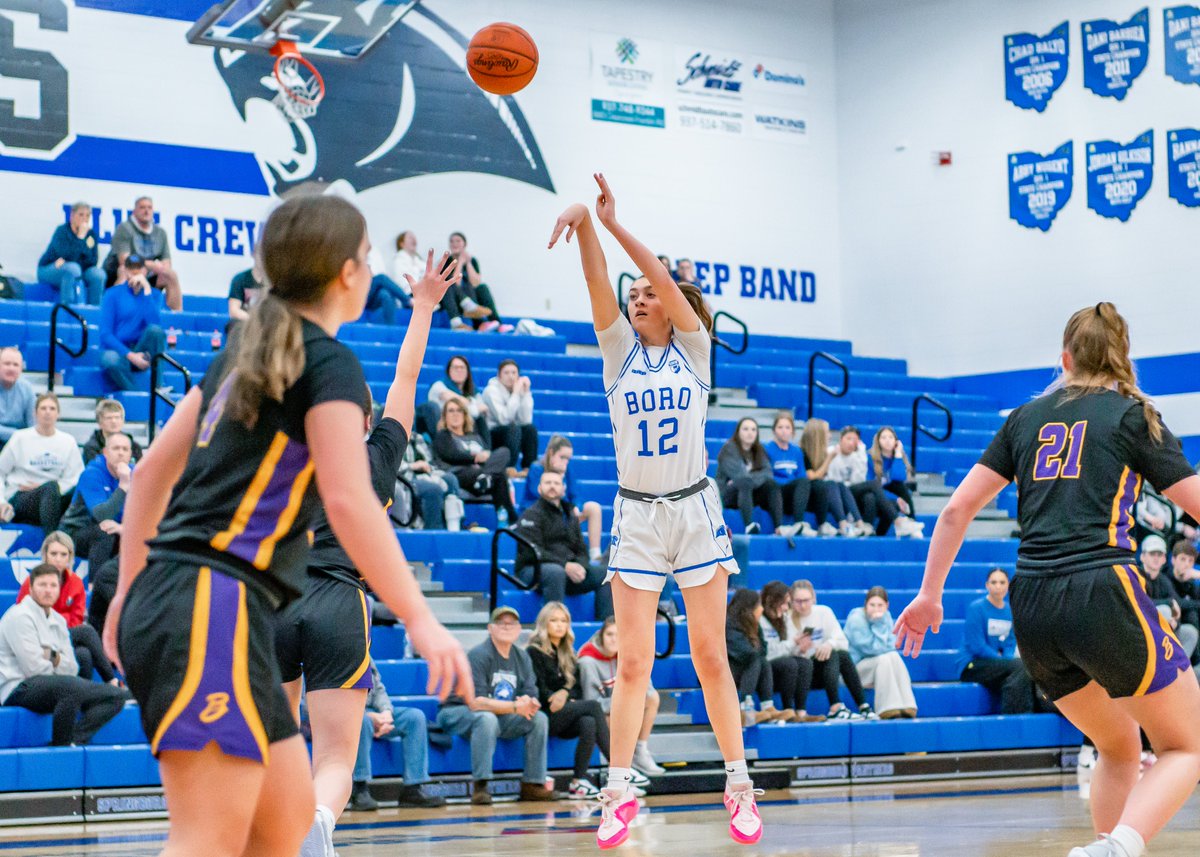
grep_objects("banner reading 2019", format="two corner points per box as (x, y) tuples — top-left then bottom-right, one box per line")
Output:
(1165, 5), (1200, 85)
(1004, 22), (1069, 111)
(1087, 131), (1154, 221)
(1082, 8), (1150, 100)
(1008, 142), (1073, 231)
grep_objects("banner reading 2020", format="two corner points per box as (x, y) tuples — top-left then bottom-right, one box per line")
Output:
(1008, 142), (1073, 231)
(1004, 22), (1069, 112)
(1087, 131), (1154, 221)
(1168, 129), (1200, 207)
(1165, 5), (1200, 86)
(1082, 8), (1150, 100)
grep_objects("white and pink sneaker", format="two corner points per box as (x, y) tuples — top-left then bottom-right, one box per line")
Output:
(596, 788), (639, 850)
(723, 785), (764, 845)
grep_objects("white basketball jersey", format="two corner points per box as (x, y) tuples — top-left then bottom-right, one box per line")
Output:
(597, 316), (711, 495)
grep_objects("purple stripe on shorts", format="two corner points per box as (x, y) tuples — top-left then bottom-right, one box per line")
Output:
(1120, 565), (1190, 695)
(226, 437), (311, 565)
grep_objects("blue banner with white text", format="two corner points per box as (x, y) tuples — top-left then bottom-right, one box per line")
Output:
(1167, 129), (1200, 207)
(1082, 9), (1150, 100)
(1004, 22), (1069, 112)
(1086, 131), (1154, 221)
(1164, 5), (1200, 85)
(1008, 142), (1073, 231)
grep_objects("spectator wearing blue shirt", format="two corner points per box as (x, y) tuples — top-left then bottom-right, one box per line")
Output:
(843, 587), (917, 718)
(98, 255), (166, 391)
(0, 348), (35, 447)
(765, 413), (821, 538)
(59, 432), (132, 572)
(521, 436), (603, 563)
(36, 203), (104, 305)
(958, 568), (1042, 714)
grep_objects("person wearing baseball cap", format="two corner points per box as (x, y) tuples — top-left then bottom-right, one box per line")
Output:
(435, 605), (562, 804)
(98, 253), (167, 391)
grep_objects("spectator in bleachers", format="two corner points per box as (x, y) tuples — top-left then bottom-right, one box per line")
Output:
(799, 418), (864, 538)
(578, 616), (663, 775)
(349, 660), (446, 810)
(527, 602), (611, 799)
(37, 202), (104, 305)
(393, 231), (425, 285)
(957, 568), (1046, 714)
(0, 392), (83, 534)
(515, 470), (613, 620)
(60, 431), (131, 572)
(674, 259), (696, 285)
(441, 232), (511, 333)
(789, 580), (876, 719)
(523, 436), (603, 563)
(843, 586), (917, 719)
(364, 245), (412, 324)
(433, 397), (518, 524)
(726, 588), (790, 722)
(435, 606), (560, 805)
(102, 196), (182, 308)
(765, 412), (819, 538)
(398, 432), (464, 531)
(827, 426), (901, 537)
(655, 254), (673, 276)
(483, 360), (538, 476)
(758, 581), (823, 723)
(1135, 489), (1192, 545)
(81, 399), (143, 465)
(16, 532), (118, 686)
(868, 427), (925, 538)
(226, 260), (265, 326)
(98, 254), (167, 392)
(0, 563), (126, 745)
(0, 347), (35, 447)
(1141, 535), (1199, 659)
(425, 355), (489, 438)
(716, 418), (788, 536)
(1170, 540), (1200, 633)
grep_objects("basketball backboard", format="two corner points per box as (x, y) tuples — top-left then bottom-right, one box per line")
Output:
(186, 0), (420, 59)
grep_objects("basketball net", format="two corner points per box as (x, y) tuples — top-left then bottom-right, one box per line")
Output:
(270, 41), (325, 121)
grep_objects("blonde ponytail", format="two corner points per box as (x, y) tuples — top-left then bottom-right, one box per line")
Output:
(225, 295), (306, 428)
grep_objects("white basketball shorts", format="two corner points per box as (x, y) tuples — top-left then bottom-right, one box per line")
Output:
(605, 484), (740, 593)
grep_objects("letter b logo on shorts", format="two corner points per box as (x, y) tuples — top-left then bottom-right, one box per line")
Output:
(199, 692), (231, 723)
(1162, 636), (1175, 663)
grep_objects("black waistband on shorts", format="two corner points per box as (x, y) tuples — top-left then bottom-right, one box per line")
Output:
(617, 478), (709, 503)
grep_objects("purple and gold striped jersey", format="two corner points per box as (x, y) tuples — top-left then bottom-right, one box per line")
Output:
(978, 388), (1193, 574)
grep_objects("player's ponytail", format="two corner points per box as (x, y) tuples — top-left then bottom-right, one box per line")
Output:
(1061, 301), (1163, 443)
(224, 196), (367, 428)
(678, 283), (713, 334)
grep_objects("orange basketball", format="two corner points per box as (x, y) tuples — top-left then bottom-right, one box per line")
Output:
(466, 22), (538, 96)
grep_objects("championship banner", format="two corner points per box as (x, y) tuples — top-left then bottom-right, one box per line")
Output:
(1086, 131), (1154, 222)
(1167, 129), (1200, 208)
(1082, 8), (1150, 100)
(1004, 22), (1069, 112)
(1008, 142), (1073, 231)
(1164, 5), (1200, 86)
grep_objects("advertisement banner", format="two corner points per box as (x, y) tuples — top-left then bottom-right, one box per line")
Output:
(589, 34), (668, 128)
(1004, 22), (1069, 112)
(674, 46), (748, 101)
(1082, 8), (1150, 100)
(1008, 142), (1074, 231)
(1164, 5), (1200, 85)
(1086, 131), (1154, 221)
(1167, 128), (1200, 207)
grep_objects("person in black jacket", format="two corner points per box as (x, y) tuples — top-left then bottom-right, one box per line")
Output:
(1142, 536), (1199, 659)
(81, 400), (144, 465)
(515, 470), (612, 620)
(725, 588), (788, 723)
(716, 418), (786, 536)
(432, 396), (517, 523)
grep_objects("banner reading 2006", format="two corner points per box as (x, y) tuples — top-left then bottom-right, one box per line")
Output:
(1082, 8), (1150, 100)
(1167, 129), (1200, 207)
(1087, 131), (1154, 221)
(1164, 5), (1200, 86)
(1004, 22), (1069, 112)
(1008, 142), (1073, 231)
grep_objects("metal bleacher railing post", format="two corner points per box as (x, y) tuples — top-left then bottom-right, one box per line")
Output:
(47, 303), (88, 393)
(806, 350), (849, 420)
(708, 309), (748, 405)
(910, 393), (953, 471)
(147, 353), (193, 443)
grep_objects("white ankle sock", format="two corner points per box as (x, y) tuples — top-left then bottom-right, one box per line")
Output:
(724, 759), (750, 787)
(1108, 825), (1145, 857)
(316, 803), (335, 830)
(635, 740), (649, 752)
(606, 767), (633, 792)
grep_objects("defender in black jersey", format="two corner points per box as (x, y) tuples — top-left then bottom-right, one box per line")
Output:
(103, 196), (470, 857)
(895, 303), (1200, 857)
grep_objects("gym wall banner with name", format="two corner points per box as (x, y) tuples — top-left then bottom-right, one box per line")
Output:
(1007, 142), (1074, 231)
(1165, 5), (1200, 85)
(1086, 131), (1155, 221)
(1167, 129), (1200, 207)
(1004, 21), (1069, 112)
(1081, 8), (1150, 100)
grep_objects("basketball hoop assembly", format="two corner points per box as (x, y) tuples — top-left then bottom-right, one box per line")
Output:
(270, 41), (324, 120)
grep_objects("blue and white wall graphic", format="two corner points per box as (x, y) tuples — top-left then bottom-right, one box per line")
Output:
(1007, 142), (1073, 232)
(1165, 5), (1200, 86)
(1081, 8), (1150, 100)
(1004, 22), (1069, 112)
(1086, 131), (1154, 221)
(1167, 129), (1200, 207)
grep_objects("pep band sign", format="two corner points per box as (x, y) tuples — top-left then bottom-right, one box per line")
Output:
(1082, 8), (1150, 100)
(1008, 142), (1074, 231)
(1004, 22), (1069, 112)
(1086, 131), (1154, 221)
(1164, 5), (1200, 86)
(1167, 129), (1200, 207)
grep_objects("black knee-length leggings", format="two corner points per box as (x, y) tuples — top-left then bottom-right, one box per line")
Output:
(810, 650), (867, 708)
(548, 698), (610, 779)
(769, 655), (814, 711)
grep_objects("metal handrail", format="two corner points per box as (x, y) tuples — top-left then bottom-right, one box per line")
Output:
(1141, 483), (1178, 539)
(910, 394), (953, 471)
(147, 353), (193, 442)
(806, 351), (850, 420)
(47, 304), (88, 393)
(488, 527), (542, 613)
(655, 607), (676, 660)
(709, 309), (749, 405)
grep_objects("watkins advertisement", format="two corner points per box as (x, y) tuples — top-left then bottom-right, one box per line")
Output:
(1086, 131), (1154, 221)
(1008, 142), (1074, 231)
(1167, 129), (1200, 207)
(1081, 8), (1150, 100)
(1004, 22), (1069, 112)
(1164, 5), (1200, 85)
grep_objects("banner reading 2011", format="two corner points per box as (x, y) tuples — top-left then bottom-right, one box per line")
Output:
(1005, 22), (1069, 111)
(1087, 131), (1154, 221)
(1082, 8), (1150, 99)
(1164, 5), (1200, 85)
(1008, 142), (1073, 231)
(1168, 129), (1200, 207)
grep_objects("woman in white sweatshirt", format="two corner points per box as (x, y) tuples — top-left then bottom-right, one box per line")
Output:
(0, 392), (83, 534)
(482, 359), (538, 474)
(789, 579), (877, 720)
